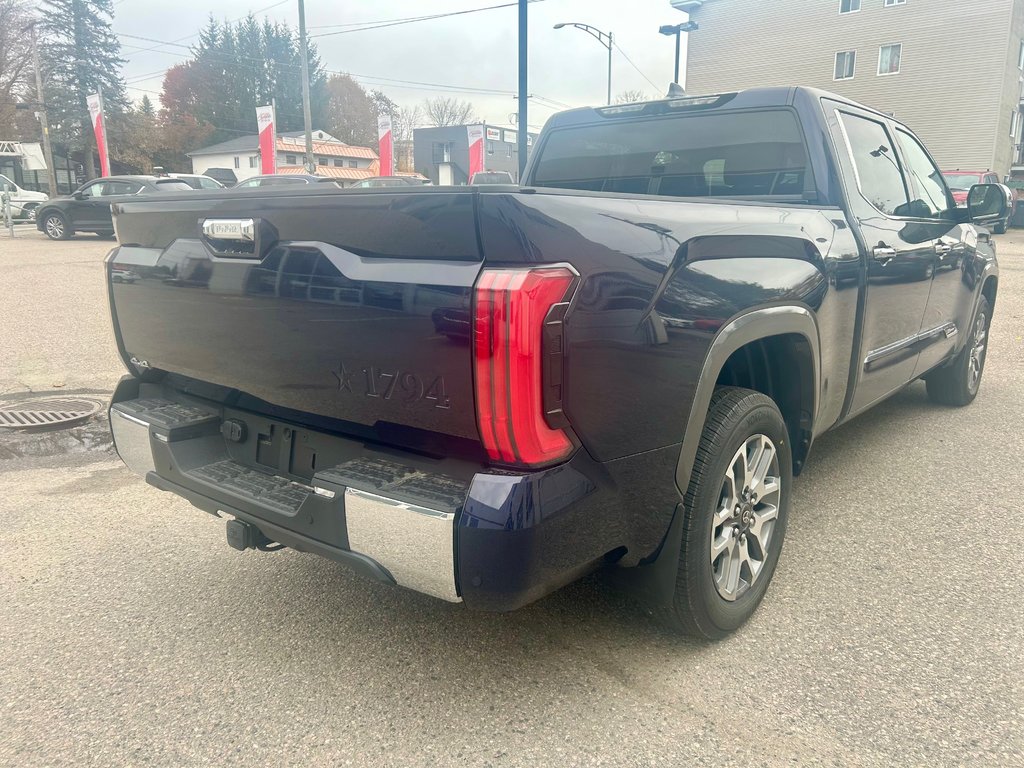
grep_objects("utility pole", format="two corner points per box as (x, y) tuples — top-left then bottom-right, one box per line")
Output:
(517, 0), (528, 181)
(29, 22), (58, 196)
(297, 0), (315, 173)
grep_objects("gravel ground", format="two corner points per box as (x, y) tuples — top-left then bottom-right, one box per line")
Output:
(1, 228), (1022, 767)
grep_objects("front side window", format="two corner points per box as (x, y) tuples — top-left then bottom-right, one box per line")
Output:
(533, 109), (812, 200)
(895, 129), (952, 218)
(840, 0), (861, 12)
(835, 51), (856, 80)
(878, 44), (902, 75)
(838, 112), (909, 216)
(80, 181), (106, 198)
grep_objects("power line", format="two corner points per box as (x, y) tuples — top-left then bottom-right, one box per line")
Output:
(611, 41), (661, 93)
(309, 0), (547, 39)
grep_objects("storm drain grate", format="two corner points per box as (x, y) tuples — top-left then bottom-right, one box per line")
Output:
(0, 396), (105, 430)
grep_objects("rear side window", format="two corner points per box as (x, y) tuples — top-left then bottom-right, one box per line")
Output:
(532, 109), (812, 200)
(838, 112), (909, 216)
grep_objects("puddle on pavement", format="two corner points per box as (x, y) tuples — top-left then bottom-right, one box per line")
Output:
(0, 390), (114, 462)
(0, 414), (114, 461)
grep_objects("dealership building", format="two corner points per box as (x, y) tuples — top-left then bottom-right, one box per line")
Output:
(413, 125), (539, 185)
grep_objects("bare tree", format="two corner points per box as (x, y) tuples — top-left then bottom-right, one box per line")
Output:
(615, 89), (649, 104)
(423, 97), (475, 127)
(0, 0), (34, 136)
(393, 104), (422, 142)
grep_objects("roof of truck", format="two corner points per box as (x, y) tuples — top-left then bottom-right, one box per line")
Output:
(543, 86), (890, 129)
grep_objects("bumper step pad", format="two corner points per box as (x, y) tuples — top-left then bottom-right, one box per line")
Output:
(112, 398), (218, 431)
(316, 457), (469, 516)
(188, 460), (311, 516)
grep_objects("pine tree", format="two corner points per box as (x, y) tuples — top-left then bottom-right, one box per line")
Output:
(40, 0), (127, 179)
(163, 14), (327, 144)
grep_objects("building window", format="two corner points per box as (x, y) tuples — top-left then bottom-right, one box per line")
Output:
(286, 154), (296, 165)
(878, 44), (902, 75)
(883, 0), (906, 6)
(839, 0), (860, 13)
(249, 156), (258, 168)
(334, 158), (343, 167)
(318, 157), (327, 166)
(1012, 110), (1021, 139)
(1018, 41), (1024, 70)
(506, 145), (512, 158)
(487, 141), (495, 155)
(348, 160), (357, 168)
(432, 142), (452, 164)
(834, 51), (856, 80)
(233, 156), (240, 169)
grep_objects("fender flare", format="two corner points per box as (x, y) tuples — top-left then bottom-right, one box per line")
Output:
(674, 305), (821, 496)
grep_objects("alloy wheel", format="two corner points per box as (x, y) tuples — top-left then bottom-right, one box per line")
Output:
(710, 434), (781, 601)
(44, 215), (64, 239)
(968, 311), (987, 393)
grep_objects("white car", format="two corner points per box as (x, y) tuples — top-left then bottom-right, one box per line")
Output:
(0, 173), (48, 221)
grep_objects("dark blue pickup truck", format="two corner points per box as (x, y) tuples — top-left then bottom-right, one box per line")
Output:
(105, 87), (1004, 639)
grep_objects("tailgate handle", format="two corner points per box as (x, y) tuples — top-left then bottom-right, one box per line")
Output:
(200, 217), (275, 259)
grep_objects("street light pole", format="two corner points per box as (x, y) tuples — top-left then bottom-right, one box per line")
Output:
(553, 23), (614, 106)
(658, 21), (698, 87)
(518, 0), (528, 180)
(28, 23), (58, 196)
(297, 0), (314, 173)
(607, 32), (613, 106)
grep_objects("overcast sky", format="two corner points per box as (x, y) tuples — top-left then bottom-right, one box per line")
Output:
(115, 0), (692, 132)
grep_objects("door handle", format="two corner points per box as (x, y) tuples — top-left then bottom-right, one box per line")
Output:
(872, 246), (897, 262)
(934, 243), (952, 255)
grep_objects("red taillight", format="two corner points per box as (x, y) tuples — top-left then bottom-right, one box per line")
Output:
(473, 267), (575, 467)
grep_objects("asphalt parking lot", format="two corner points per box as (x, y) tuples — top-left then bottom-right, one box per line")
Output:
(1, 228), (1022, 767)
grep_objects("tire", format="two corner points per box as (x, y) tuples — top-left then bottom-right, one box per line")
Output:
(994, 220), (1007, 235)
(657, 387), (793, 640)
(925, 296), (991, 407)
(41, 211), (71, 241)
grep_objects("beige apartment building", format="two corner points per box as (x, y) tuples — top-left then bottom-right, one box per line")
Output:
(683, 0), (1024, 177)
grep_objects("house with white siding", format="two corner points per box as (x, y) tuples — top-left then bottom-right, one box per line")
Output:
(683, 0), (1024, 177)
(188, 130), (380, 185)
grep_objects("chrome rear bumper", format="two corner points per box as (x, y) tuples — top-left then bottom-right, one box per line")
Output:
(110, 400), (462, 602)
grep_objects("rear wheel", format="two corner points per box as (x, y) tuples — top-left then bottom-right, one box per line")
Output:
(926, 296), (990, 406)
(657, 387), (792, 640)
(994, 220), (1007, 235)
(42, 211), (71, 241)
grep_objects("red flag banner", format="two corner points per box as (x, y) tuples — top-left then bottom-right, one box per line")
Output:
(256, 105), (276, 175)
(86, 92), (110, 177)
(377, 114), (394, 176)
(467, 125), (485, 182)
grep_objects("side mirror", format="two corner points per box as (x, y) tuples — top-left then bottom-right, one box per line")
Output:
(72, 190), (85, 200)
(967, 183), (1007, 225)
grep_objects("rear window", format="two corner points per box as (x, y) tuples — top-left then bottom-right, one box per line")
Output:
(153, 180), (194, 192)
(532, 109), (812, 201)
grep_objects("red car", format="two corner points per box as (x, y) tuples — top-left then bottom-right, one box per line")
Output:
(942, 170), (1011, 233)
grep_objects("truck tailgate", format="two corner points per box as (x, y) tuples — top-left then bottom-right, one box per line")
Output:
(108, 189), (483, 448)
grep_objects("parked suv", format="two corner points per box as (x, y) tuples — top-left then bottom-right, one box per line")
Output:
(35, 175), (194, 240)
